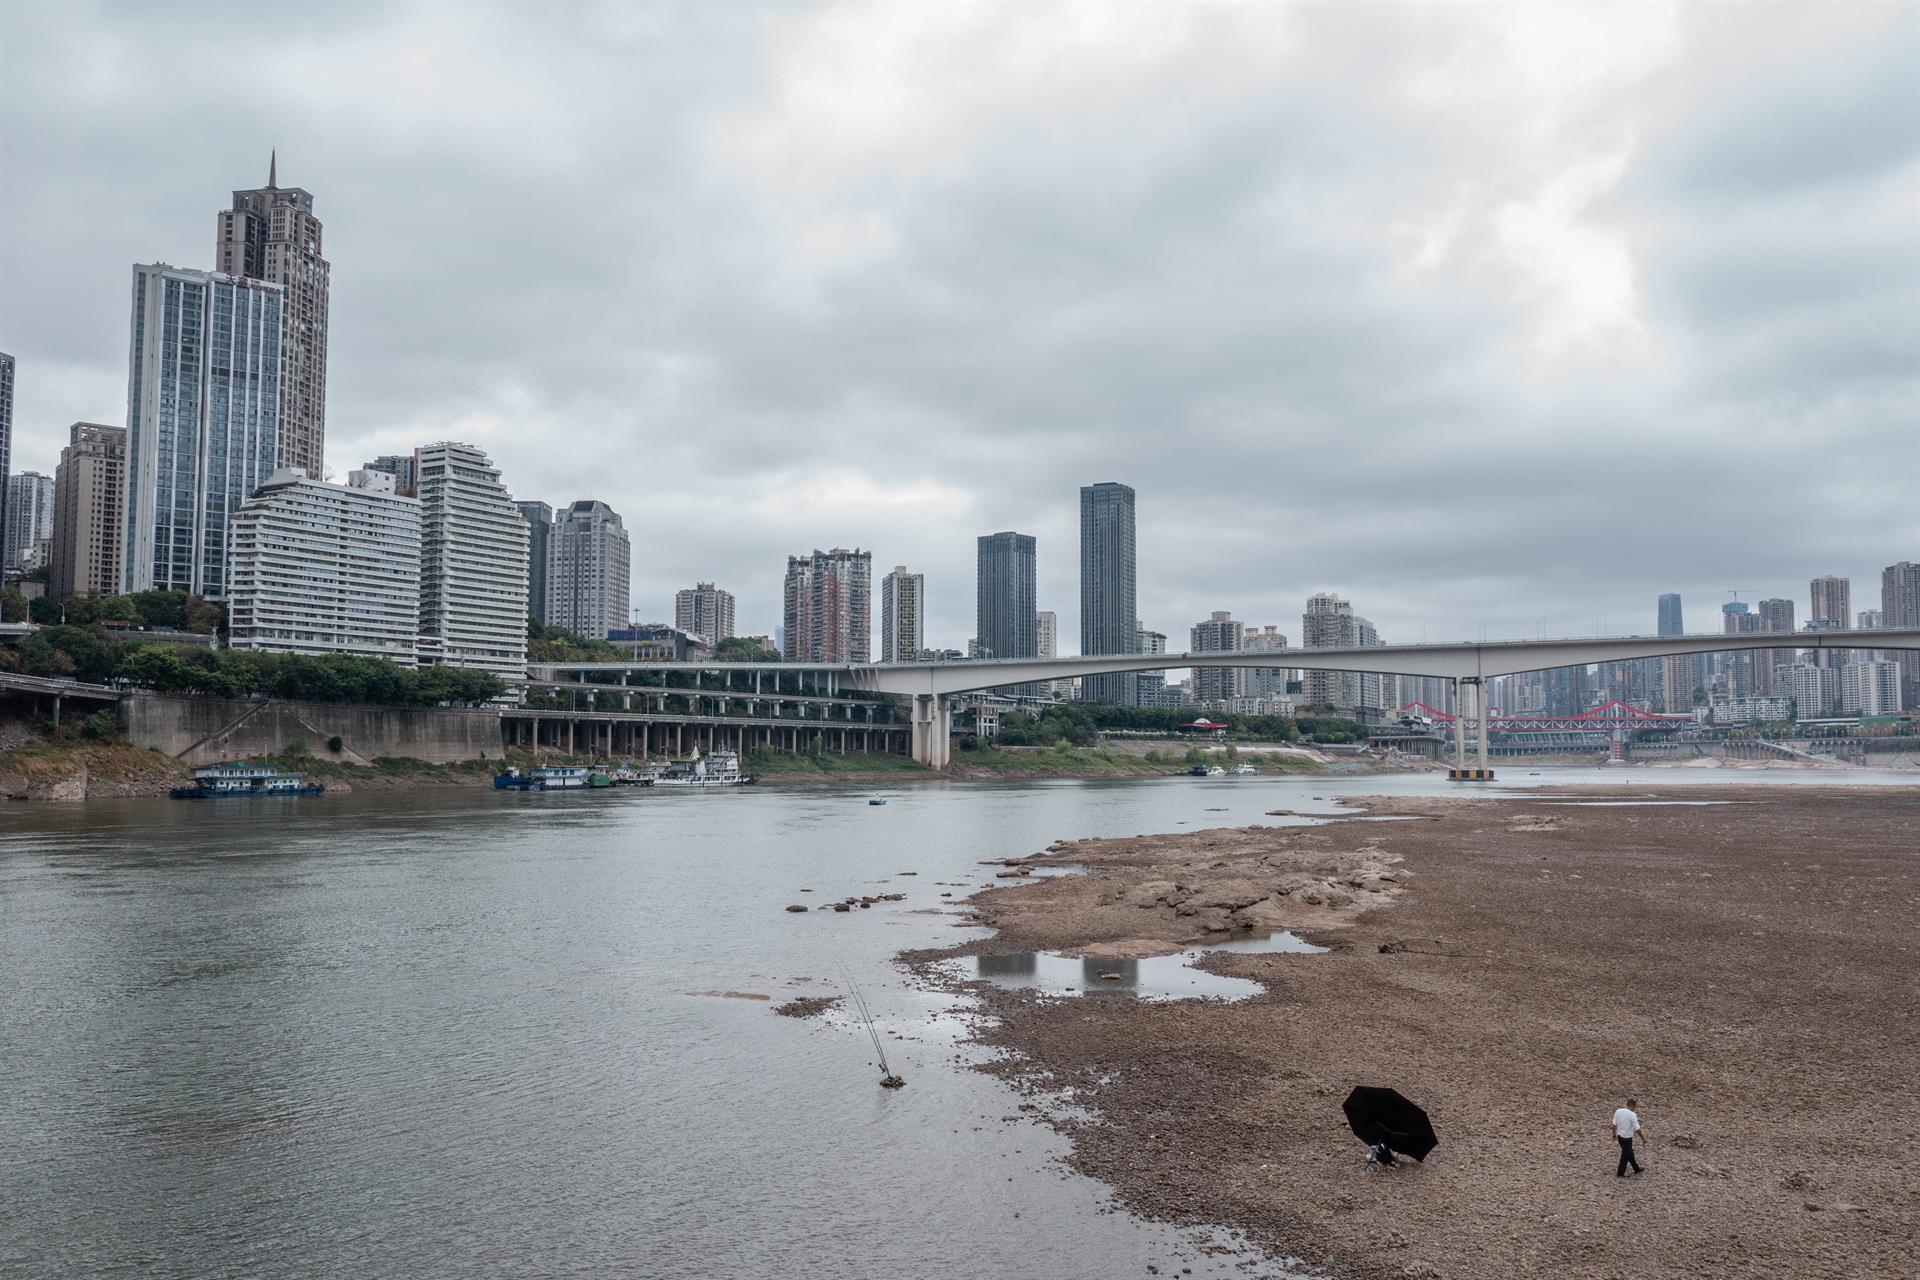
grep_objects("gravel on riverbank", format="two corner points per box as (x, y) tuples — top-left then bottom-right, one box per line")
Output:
(913, 785), (1918, 1280)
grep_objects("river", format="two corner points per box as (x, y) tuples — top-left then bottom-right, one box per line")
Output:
(1, 767), (1911, 1279)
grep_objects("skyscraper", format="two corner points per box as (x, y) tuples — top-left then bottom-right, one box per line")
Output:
(1656, 593), (1690, 713)
(124, 264), (283, 598)
(1808, 576), (1851, 671)
(1809, 576), (1851, 629)
(782, 548), (871, 663)
(1882, 562), (1920, 710)
(227, 468), (422, 664)
(879, 568), (923, 663)
(1035, 610), (1057, 660)
(1189, 611), (1245, 705)
(1755, 597), (1796, 696)
(676, 582), (738, 647)
(0, 352), (13, 553)
(1302, 592), (1381, 713)
(1035, 609), (1062, 697)
(547, 500), (631, 639)
(516, 502), (552, 624)
(976, 532), (1037, 666)
(415, 442), (529, 680)
(50, 423), (126, 600)
(4, 472), (54, 570)
(1721, 601), (1760, 697)
(1838, 660), (1902, 716)
(215, 155), (329, 477)
(1782, 662), (1837, 719)
(1242, 625), (1293, 701)
(1079, 482), (1137, 705)
(1657, 593), (1684, 637)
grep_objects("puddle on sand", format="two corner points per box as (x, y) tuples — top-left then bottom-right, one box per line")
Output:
(961, 931), (1327, 1002)
(1535, 799), (1735, 808)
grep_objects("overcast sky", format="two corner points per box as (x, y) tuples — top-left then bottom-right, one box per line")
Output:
(2, 0), (1915, 652)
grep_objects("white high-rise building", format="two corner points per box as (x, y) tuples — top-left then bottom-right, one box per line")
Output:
(1838, 660), (1902, 716)
(1190, 611), (1245, 705)
(1034, 609), (1063, 698)
(124, 264), (283, 598)
(880, 566), (924, 663)
(1302, 593), (1382, 715)
(546, 499), (630, 639)
(675, 582), (736, 647)
(1242, 625), (1293, 700)
(415, 442), (529, 681)
(227, 468), (421, 664)
(1781, 662), (1837, 720)
(4, 471), (54, 570)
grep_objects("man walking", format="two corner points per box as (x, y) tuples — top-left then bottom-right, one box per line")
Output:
(1610, 1098), (1644, 1177)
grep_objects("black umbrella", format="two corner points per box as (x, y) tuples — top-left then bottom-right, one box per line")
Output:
(1343, 1086), (1438, 1162)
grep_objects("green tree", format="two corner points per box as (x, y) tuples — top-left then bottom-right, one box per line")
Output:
(713, 636), (782, 663)
(80, 709), (123, 741)
(0, 587), (26, 623)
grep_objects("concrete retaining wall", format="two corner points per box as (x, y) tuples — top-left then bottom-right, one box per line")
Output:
(122, 693), (503, 766)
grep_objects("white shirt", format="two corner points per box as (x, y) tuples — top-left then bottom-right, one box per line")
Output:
(1612, 1107), (1640, 1139)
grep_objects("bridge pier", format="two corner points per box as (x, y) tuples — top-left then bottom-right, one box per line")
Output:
(1449, 677), (1495, 781)
(910, 694), (951, 769)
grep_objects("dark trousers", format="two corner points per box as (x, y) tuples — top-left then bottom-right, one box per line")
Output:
(1616, 1136), (1641, 1176)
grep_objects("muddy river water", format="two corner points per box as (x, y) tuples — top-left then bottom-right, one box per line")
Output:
(1, 768), (1909, 1278)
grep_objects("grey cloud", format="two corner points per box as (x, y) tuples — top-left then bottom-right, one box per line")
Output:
(1, 0), (1915, 653)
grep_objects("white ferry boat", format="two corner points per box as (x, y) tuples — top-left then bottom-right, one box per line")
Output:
(493, 765), (597, 791)
(171, 763), (325, 799)
(655, 749), (754, 788)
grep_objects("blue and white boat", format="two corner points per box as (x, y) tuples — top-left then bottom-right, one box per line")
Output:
(170, 763), (325, 799)
(493, 765), (595, 791)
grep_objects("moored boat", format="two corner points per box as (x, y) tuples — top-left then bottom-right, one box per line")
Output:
(170, 762), (325, 799)
(492, 765), (597, 792)
(655, 749), (754, 788)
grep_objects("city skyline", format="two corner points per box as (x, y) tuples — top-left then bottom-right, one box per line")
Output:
(0, 4), (1915, 649)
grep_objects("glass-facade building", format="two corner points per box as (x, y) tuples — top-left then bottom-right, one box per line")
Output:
(125, 265), (282, 599)
(976, 532), (1037, 663)
(1079, 482), (1137, 705)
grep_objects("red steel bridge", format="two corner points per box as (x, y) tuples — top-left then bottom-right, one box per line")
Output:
(1398, 699), (1695, 734)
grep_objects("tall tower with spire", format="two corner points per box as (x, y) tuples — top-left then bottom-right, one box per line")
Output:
(216, 153), (330, 478)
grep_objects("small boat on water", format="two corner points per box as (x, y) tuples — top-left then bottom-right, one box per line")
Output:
(171, 762), (325, 799)
(1230, 763), (1258, 776)
(493, 765), (603, 792)
(607, 765), (655, 787)
(867, 795), (888, 806)
(655, 749), (754, 788)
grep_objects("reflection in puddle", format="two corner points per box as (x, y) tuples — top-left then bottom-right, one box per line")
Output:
(967, 931), (1327, 1002)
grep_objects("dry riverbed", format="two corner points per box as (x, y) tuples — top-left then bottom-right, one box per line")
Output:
(909, 786), (1918, 1280)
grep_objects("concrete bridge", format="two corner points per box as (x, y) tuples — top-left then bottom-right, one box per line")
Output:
(534, 628), (1920, 771)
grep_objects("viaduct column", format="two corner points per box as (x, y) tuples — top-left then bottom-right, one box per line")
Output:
(1449, 678), (1494, 781)
(909, 694), (951, 769)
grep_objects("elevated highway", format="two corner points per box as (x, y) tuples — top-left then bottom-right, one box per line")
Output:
(534, 629), (1920, 770)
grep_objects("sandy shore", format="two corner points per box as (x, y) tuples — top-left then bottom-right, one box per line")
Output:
(913, 785), (1918, 1280)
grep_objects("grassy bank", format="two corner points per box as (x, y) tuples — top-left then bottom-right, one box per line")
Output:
(745, 750), (931, 779)
(0, 740), (190, 799)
